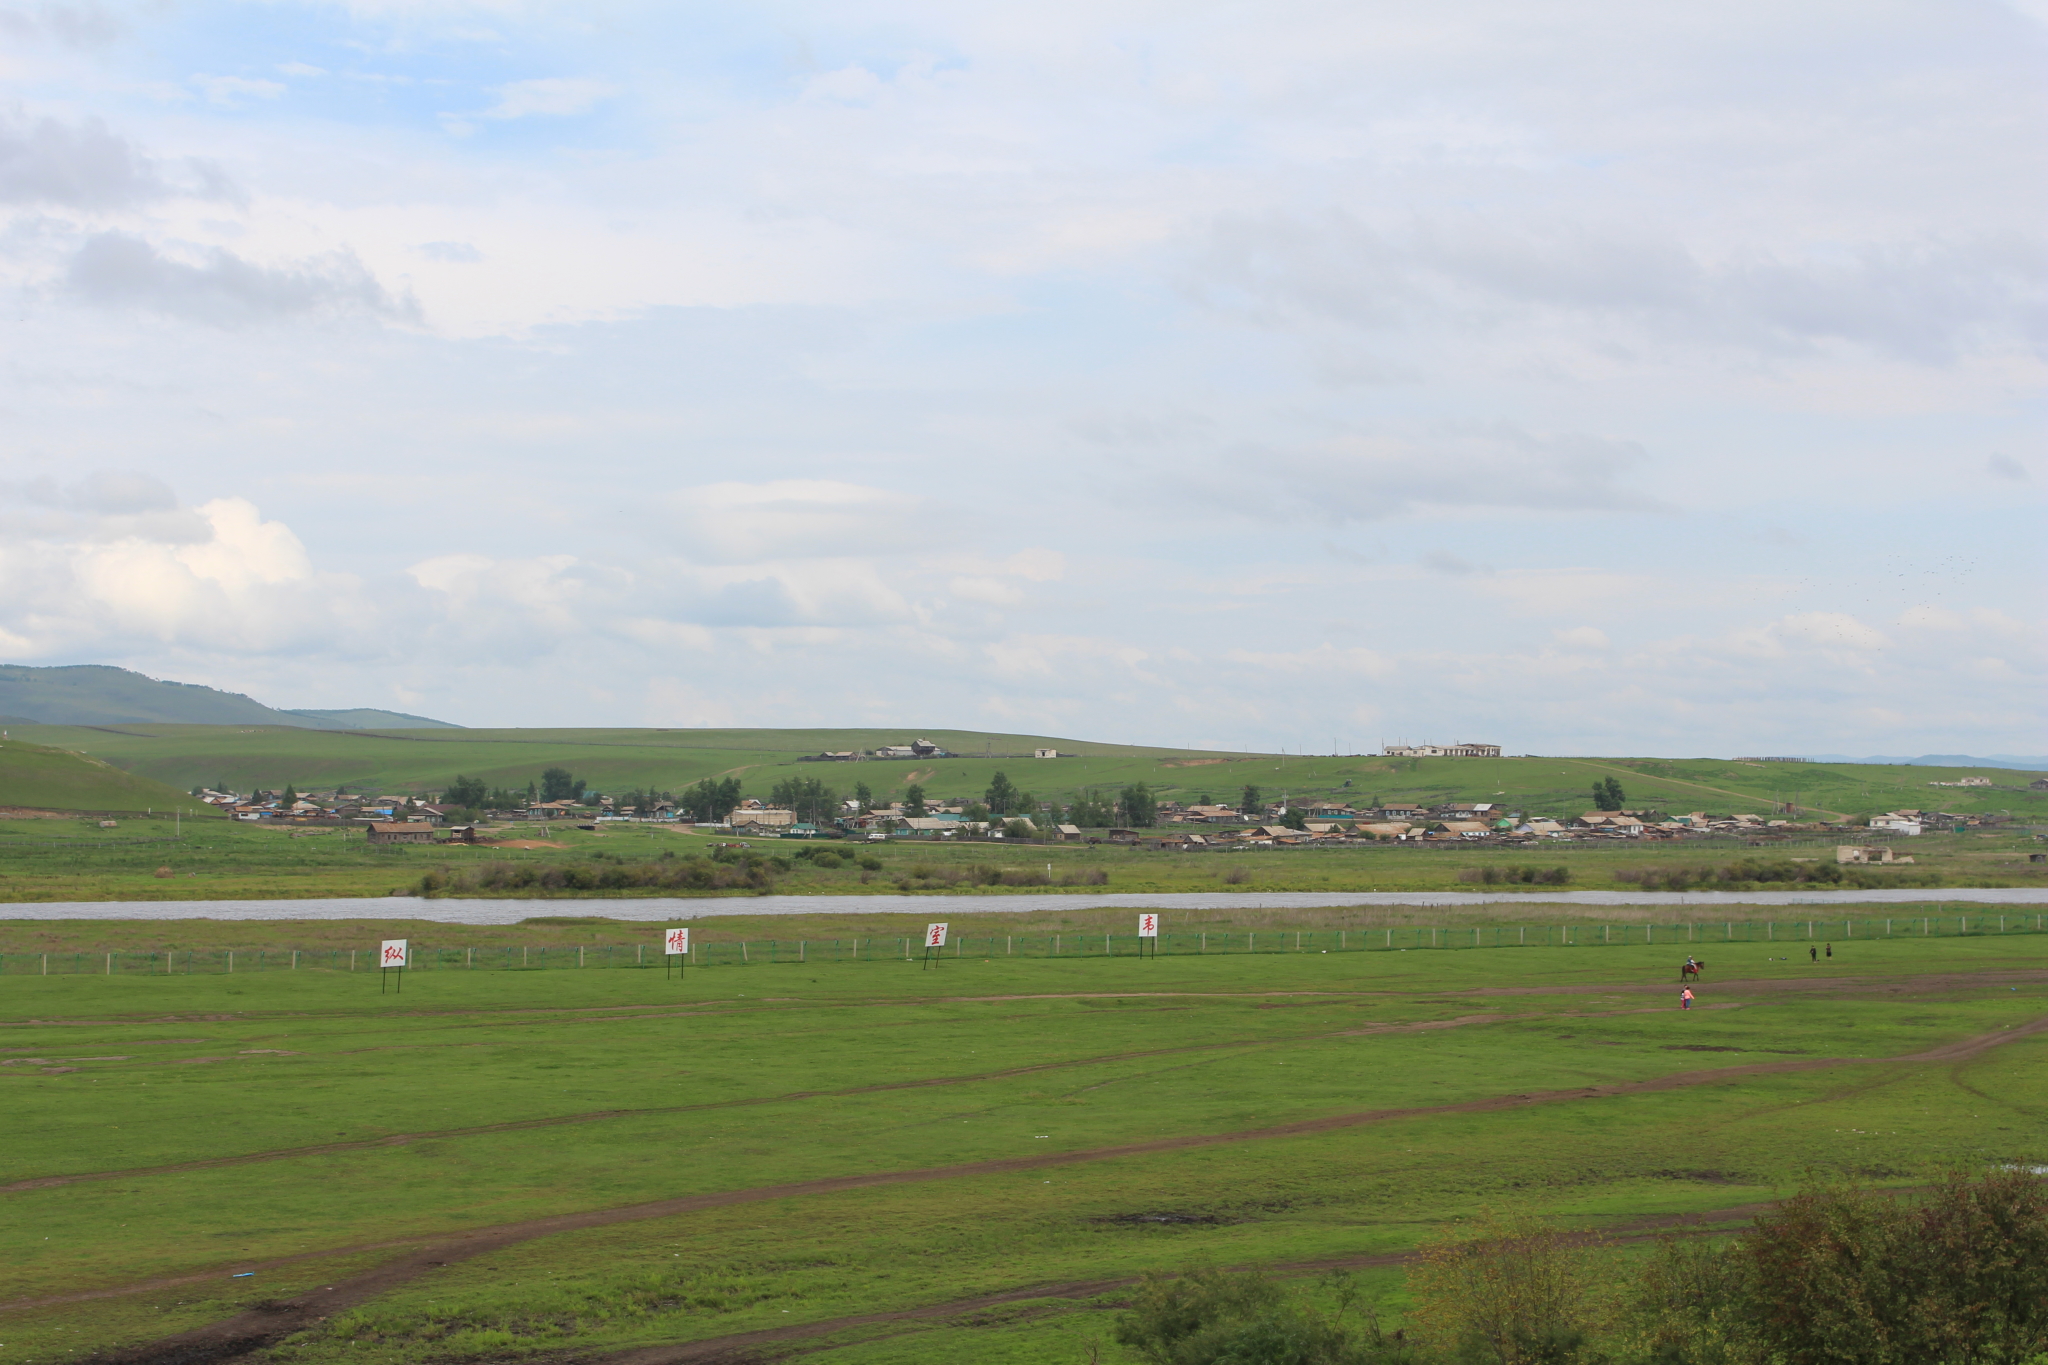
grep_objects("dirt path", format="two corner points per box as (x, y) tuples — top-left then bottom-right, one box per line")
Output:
(62, 1011), (2048, 1365)
(1, 1003), (1737, 1193)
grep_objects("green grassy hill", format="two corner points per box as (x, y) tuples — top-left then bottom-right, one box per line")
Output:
(7, 724), (2043, 823)
(0, 739), (224, 816)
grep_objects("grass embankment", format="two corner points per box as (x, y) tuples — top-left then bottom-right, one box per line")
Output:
(1, 933), (2043, 1365)
(2, 816), (2043, 904)
(0, 740), (218, 819)
(11, 724), (2046, 825)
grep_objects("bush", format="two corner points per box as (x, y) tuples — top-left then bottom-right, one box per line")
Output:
(1112, 1267), (1413, 1365)
(1459, 867), (1571, 886)
(1615, 860), (1944, 892)
(416, 853), (778, 897)
(1629, 1168), (2048, 1365)
(1407, 1213), (1605, 1365)
(857, 855), (883, 871)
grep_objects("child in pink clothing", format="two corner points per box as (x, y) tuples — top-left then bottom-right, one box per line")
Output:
(1680, 987), (1695, 1010)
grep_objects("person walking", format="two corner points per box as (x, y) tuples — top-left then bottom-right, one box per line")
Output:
(1681, 987), (1695, 1010)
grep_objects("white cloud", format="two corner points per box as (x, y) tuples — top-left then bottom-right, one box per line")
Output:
(666, 481), (902, 563)
(482, 77), (616, 120)
(193, 75), (288, 107)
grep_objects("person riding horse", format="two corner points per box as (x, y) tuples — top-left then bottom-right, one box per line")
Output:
(1680, 956), (1705, 982)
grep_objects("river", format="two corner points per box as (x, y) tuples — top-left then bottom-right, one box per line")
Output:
(2, 887), (2044, 925)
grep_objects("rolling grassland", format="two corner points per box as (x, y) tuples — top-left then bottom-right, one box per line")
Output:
(9, 726), (2044, 825)
(1, 931), (2043, 1365)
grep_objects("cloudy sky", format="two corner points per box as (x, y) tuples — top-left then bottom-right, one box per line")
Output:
(0, 0), (2042, 754)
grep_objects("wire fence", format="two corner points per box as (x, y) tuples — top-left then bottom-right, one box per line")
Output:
(4, 911), (2045, 976)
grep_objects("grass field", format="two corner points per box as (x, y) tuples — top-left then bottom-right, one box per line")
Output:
(0, 740), (217, 819)
(2, 921), (2043, 1365)
(2, 812), (2045, 905)
(10, 724), (2046, 826)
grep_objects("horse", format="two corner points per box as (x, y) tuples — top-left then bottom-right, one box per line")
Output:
(1680, 958), (1706, 982)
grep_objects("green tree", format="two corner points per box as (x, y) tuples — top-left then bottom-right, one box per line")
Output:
(1068, 789), (1114, 827)
(1118, 782), (1158, 828)
(904, 784), (928, 817)
(1198, 792), (1214, 806)
(443, 775), (488, 808)
(540, 767), (582, 802)
(1280, 808), (1308, 831)
(680, 776), (743, 822)
(1241, 784), (1262, 814)
(964, 801), (991, 825)
(770, 776), (838, 824)
(984, 770), (1019, 815)
(279, 784), (298, 807)
(1593, 777), (1626, 810)
(853, 781), (873, 813)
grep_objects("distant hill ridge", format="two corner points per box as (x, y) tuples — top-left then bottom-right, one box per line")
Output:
(0, 665), (458, 731)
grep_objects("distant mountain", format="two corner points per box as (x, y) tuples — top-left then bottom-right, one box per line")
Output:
(284, 708), (462, 730)
(0, 665), (459, 730)
(1801, 753), (2048, 772)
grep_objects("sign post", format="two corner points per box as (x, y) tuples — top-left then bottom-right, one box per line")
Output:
(1137, 913), (1160, 959)
(664, 926), (690, 982)
(379, 938), (408, 994)
(921, 922), (948, 971)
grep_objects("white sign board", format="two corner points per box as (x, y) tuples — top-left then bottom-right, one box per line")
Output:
(925, 922), (949, 948)
(1137, 914), (1159, 938)
(664, 927), (690, 956)
(380, 939), (409, 969)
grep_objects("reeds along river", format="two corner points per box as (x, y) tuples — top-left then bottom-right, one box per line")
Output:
(4, 888), (2047, 925)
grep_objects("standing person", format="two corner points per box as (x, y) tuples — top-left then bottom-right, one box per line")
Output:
(1810, 945), (1818, 962)
(1826, 943), (1833, 958)
(1681, 987), (1695, 1010)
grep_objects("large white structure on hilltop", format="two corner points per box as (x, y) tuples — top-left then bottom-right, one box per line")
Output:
(1382, 743), (1502, 758)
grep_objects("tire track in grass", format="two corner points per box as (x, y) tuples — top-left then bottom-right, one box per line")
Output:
(3, 1006), (1669, 1192)
(52, 1012), (2048, 1365)
(586, 1202), (1795, 1365)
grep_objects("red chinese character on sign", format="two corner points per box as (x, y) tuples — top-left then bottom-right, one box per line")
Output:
(665, 928), (689, 955)
(925, 922), (948, 947)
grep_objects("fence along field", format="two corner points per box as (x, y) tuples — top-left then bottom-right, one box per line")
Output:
(7, 909), (2044, 976)
(2, 926), (2044, 1365)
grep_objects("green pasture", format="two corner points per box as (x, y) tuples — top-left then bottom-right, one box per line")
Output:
(9, 724), (2045, 824)
(1, 811), (2043, 904)
(0, 739), (212, 818)
(1, 930), (2043, 1365)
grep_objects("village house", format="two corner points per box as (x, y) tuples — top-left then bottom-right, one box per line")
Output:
(1837, 845), (1915, 865)
(366, 822), (434, 845)
(730, 807), (799, 829)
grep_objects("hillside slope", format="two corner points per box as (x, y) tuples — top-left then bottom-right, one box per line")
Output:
(0, 739), (223, 815)
(0, 665), (456, 729)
